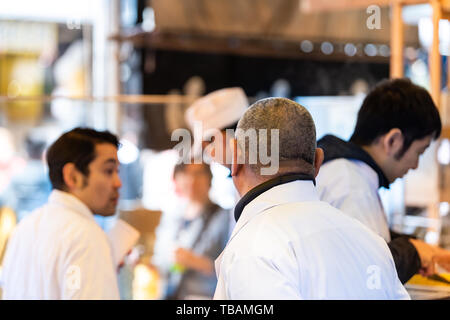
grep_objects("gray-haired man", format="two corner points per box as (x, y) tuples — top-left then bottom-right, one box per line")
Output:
(214, 97), (409, 299)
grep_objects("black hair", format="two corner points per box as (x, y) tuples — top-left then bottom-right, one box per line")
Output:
(350, 78), (441, 156)
(46, 127), (120, 191)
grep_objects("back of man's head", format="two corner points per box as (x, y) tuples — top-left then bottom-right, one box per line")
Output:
(235, 97), (317, 177)
(350, 78), (441, 156)
(46, 127), (119, 191)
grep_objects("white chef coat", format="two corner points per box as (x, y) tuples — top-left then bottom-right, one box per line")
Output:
(1, 190), (120, 300)
(316, 158), (391, 242)
(214, 180), (409, 300)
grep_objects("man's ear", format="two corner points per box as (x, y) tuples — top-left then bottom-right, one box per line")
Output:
(62, 163), (84, 191)
(382, 128), (403, 156)
(314, 148), (324, 178)
(229, 138), (242, 177)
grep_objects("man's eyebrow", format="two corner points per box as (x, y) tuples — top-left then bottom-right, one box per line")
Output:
(102, 158), (119, 165)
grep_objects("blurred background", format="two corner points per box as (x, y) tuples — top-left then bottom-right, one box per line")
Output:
(0, 0), (449, 299)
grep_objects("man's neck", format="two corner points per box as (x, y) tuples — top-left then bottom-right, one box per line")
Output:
(234, 174), (265, 197)
(235, 168), (313, 197)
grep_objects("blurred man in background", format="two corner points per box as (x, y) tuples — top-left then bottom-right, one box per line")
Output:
(0, 128), (25, 209)
(7, 134), (52, 221)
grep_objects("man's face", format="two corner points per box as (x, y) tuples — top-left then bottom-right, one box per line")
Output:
(75, 143), (122, 216)
(384, 134), (433, 183)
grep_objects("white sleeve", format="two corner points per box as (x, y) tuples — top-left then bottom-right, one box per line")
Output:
(331, 190), (390, 240)
(60, 230), (120, 300)
(335, 190), (380, 223)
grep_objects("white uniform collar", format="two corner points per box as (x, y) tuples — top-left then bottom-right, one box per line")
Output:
(230, 178), (318, 242)
(234, 173), (315, 221)
(48, 190), (96, 222)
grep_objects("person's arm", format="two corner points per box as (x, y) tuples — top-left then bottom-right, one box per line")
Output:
(174, 248), (214, 276)
(387, 237), (421, 283)
(389, 236), (450, 283)
(174, 211), (230, 276)
(389, 229), (416, 240)
(408, 239), (450, 277)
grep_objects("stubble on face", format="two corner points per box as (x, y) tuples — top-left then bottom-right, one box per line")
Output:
(78, 144), (121, 216)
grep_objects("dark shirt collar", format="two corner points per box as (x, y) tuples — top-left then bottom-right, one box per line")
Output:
(234, 173), (315, 222)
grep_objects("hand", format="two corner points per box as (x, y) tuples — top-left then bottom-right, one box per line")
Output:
(409, 238), (437, 276)
(117, 249), (133, 272)
(174, 248), (194, 267)
(431, 247), (450, 274)
(174, 247), (214, 275)
(409, 239), (450, 276)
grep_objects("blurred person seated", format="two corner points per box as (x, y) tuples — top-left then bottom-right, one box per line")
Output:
(152, 161), (229, 300)
(0, 128), (26, 208)
(6, 135), (52, 221)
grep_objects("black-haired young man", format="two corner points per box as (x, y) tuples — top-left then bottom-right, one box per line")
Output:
(317, 78), (450, 283)
(1, 128), (122, 299)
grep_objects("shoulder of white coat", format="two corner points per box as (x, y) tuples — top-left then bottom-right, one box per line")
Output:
(230, 203), (319, 256)
(56, 216), (112, 268)
(67, 215), (109, 246)
(44, 204), (110, 250)
(317, 159), (373, 195)
(252, 200), (379, 241)
(7, 206), (44, 239)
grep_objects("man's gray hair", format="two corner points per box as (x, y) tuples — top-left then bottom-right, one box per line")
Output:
(235, 97), (317, 176)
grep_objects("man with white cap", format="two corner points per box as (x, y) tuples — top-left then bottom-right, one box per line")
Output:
(184, 87), (249, 237)
(185, 87), (249, 168)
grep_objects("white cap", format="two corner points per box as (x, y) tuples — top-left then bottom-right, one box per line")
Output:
(185, 87), (248, 136)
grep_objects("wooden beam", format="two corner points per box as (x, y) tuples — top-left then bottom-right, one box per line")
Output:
(300, 0), (390, 13)
(300, 0), (427, 13)
(111, 31), (391, 63)
(430, 0), (442, 108)
(441, 126), (450, 139)
(391, 1), (404, 78)
(442, 0), (450, 11)
(0, 94), (197, 105)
